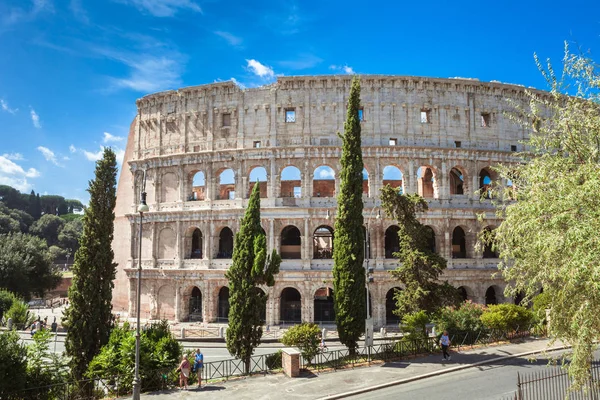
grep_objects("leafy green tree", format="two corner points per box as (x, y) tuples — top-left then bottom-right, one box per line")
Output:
(58, 218), (83, 252)
(488, 45), (600, 388)
(226, 183), (281, 373)
(380, 186), (460, 318)
(0, 330), (27, 397)
(40, 195), (67, 216)
(0, 289), (18, 321)
(28, 190), (42, 220)
(433, 301), (487, 335)
(0, 233), (60, 299)
(333, 76), (366, 354)
(0, 203), (33, 234)
(30, 214), (65, 247)
(64, 148), (118, 388)
(480, 304), (533, 332)
(0, 185), (29, 212)
(0, 212), (20, 234)
(400, 310), (429, 341)
(281, 323), (321, 365)
(5, 297), (35, 329)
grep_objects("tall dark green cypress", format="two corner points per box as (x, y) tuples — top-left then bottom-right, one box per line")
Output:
(226, 183), (281, 373)
(63, 148), (117, 388)
(333, 76), (365, 353)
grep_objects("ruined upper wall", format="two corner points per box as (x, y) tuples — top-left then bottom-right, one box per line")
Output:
(133, 75), (541, 159)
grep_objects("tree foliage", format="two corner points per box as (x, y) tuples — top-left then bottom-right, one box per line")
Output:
(480, 304), (533, 332)
(30, 214), (65, 247)
(433, 301), (487, 335)
(333, 76), (366, 354)
(380, 186), (460, 318)
(281, 323), (321, 365)
(226, 183), (281, 373)
(489, 43), (600, 388)
(64, 148), (118, 386)
(0, 232), (60, 299)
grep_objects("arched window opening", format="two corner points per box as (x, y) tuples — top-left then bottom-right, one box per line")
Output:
(482, 227), (498, 258)
(191, 228), (202, 259)
(248, 167), (267, 198)
(452, 227), (467, 258)
(217, 227), (234, 259)
(449, 168), (464, 195)
(218, 287), (230, 322)
(479, 168), (493, 199)
(281, 166), (302, 198)
(386, 288), (402, 325)
(190, 171), (205, 201)
(313, 226), (334, 259)
(424, 226), (436, 253)
(280, 288), (302, 324)
(218, 168), (235, 200)
(281, 226), (301, 259)
(485, 286), (498, 305)
(314, 287), (335, 323)
(384, 226), (400, 259)
(313, 166), (335, 197)
(383, 166), (403, 194)
(362, 168), (369, 195)
(417, 167), (435, 198)
(458, 286), (468, 302)
(188, 287), (202, 322)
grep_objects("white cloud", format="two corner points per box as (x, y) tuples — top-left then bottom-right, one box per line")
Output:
(0, 154), (40, 192)
(37, 146), (62, 166)
(1, 99), (18, 114)
(214, 31), (243, 47)
(116, 0), (202, 17)
(103, 132), (124, 143)
(83, 148), (104, 162)
(2, 153), (24, 161)
(30, 108), (41, 128)
(246, 59), (275, 79)
(69, 144), (77, 153)
(230, 77), (246, 89)
(1, 0), (53, 32)
(318, 168), (335, 179)
(329, 64), (355, 75)
(115, 148), (125, 166)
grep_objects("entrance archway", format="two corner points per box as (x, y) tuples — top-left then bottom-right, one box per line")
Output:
(218, 287), (230, 322)
(191, 229), (202, 259)
(384, 226), (400, 258)
(314, 287), (335, 323)
(280, 287), (302, 324)
(485, 286), (498, 305)
(386, 287), (402, 325)
(188, 287), (202, 322)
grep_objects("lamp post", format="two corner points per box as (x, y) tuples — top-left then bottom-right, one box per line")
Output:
(132, 170), (149, 400)
(364, 208), (380, 356)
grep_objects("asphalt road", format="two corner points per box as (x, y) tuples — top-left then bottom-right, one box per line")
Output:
(344, 349), (600, 400)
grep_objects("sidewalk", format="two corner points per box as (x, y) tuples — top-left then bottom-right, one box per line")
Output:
(138, 337), (567, 399)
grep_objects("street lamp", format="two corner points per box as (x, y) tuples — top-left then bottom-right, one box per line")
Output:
(364, 208), (380, 356)
(132, 170), (149, 400)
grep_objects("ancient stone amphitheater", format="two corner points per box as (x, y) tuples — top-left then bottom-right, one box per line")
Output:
(112, 75), (532, 329)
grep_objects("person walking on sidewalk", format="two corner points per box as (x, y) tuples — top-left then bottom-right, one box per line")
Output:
(193, 348), (204, 389)
(177, 355), (191, 389)
(440, 330), (451, 360)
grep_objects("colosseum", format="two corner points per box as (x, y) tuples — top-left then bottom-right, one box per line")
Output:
(111, 75), (533, 329)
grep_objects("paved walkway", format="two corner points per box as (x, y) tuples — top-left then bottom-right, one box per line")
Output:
(137, 337), (566, 399)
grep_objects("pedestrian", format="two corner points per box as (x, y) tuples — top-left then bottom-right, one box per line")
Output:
(176, 355), (190, 389)
(193, 348), (204, 389)
(440, 330), (451, 360)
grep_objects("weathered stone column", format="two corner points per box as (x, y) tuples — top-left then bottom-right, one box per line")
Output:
(174, 284), (181, 322)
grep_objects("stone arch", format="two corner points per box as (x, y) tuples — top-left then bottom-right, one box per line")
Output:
(424, 225), (436, 253)
(385, 287), (402, 325)
(452, 226), (467, 258)
(189, 170), (205, 201)
(217, 227), (234, 259)
(188, 286), (203, 321)
(281, 225), (301, 259)
(280, 287), (302, 324)
(156, 284), (175, 320)
(157, 227), (176, 260)
(314, 287), (335, 323)
(183, 227), (203, 259)
(383, 165), (404, 194)
(449, 167), (465, 195)
(482, 226), (498, 258)
(479, 167), (495, 199)
(313, 225), (334, 259)
(313, 165), (336, 197)
(248, 166), (267, 198)
(161, 172), (179, 203)
(417, 166), (437, 198)
(485, 285), (501, 305)
(384, 225), (400, 259)
(217, 167), (235, 200)
(457, 285), (474, 302)
(280, 165), (302, 198)
(217, 286), (230, 322)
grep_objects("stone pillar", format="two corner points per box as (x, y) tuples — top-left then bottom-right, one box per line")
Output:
(282, 348), (301, 377)
(174, 285), (181, 322)
(242, 176), (248, 199)
(440, 162), (449, 199)
(269, 219), (275, 254)
(269, 157), (277, 198)
(176, 220), (183, 268)
(266, 289), (276, 327)
(472, 174), (479, 200)
(407, 161), (416, 193)
(178, 165), (185, 202)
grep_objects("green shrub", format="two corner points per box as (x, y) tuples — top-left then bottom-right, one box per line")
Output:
(5, 298), (35, 329)
(281, 323), (321, 365)
(480, 303), (533, 332)
(433, 301), (487, 334)
(0, 289), (18, 322)
(400, 311), (429, 341)
(265, 350), (282, 370)
(532, 292), (551, 324)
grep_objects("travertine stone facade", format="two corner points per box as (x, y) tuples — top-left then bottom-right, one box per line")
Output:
(112, 75), (537, 328)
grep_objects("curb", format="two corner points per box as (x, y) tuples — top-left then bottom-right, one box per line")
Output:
(317, 343), (571, 400)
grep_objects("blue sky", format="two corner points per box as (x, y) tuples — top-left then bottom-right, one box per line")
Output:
(0, 0), (599, 204)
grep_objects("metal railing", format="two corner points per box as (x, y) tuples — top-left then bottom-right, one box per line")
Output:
(503, 360), (600, 400)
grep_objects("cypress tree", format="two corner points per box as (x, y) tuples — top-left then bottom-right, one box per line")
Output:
(226, 183), (281, 373)
(333, 76), (365, 354)
(63, 148), (117, 389)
